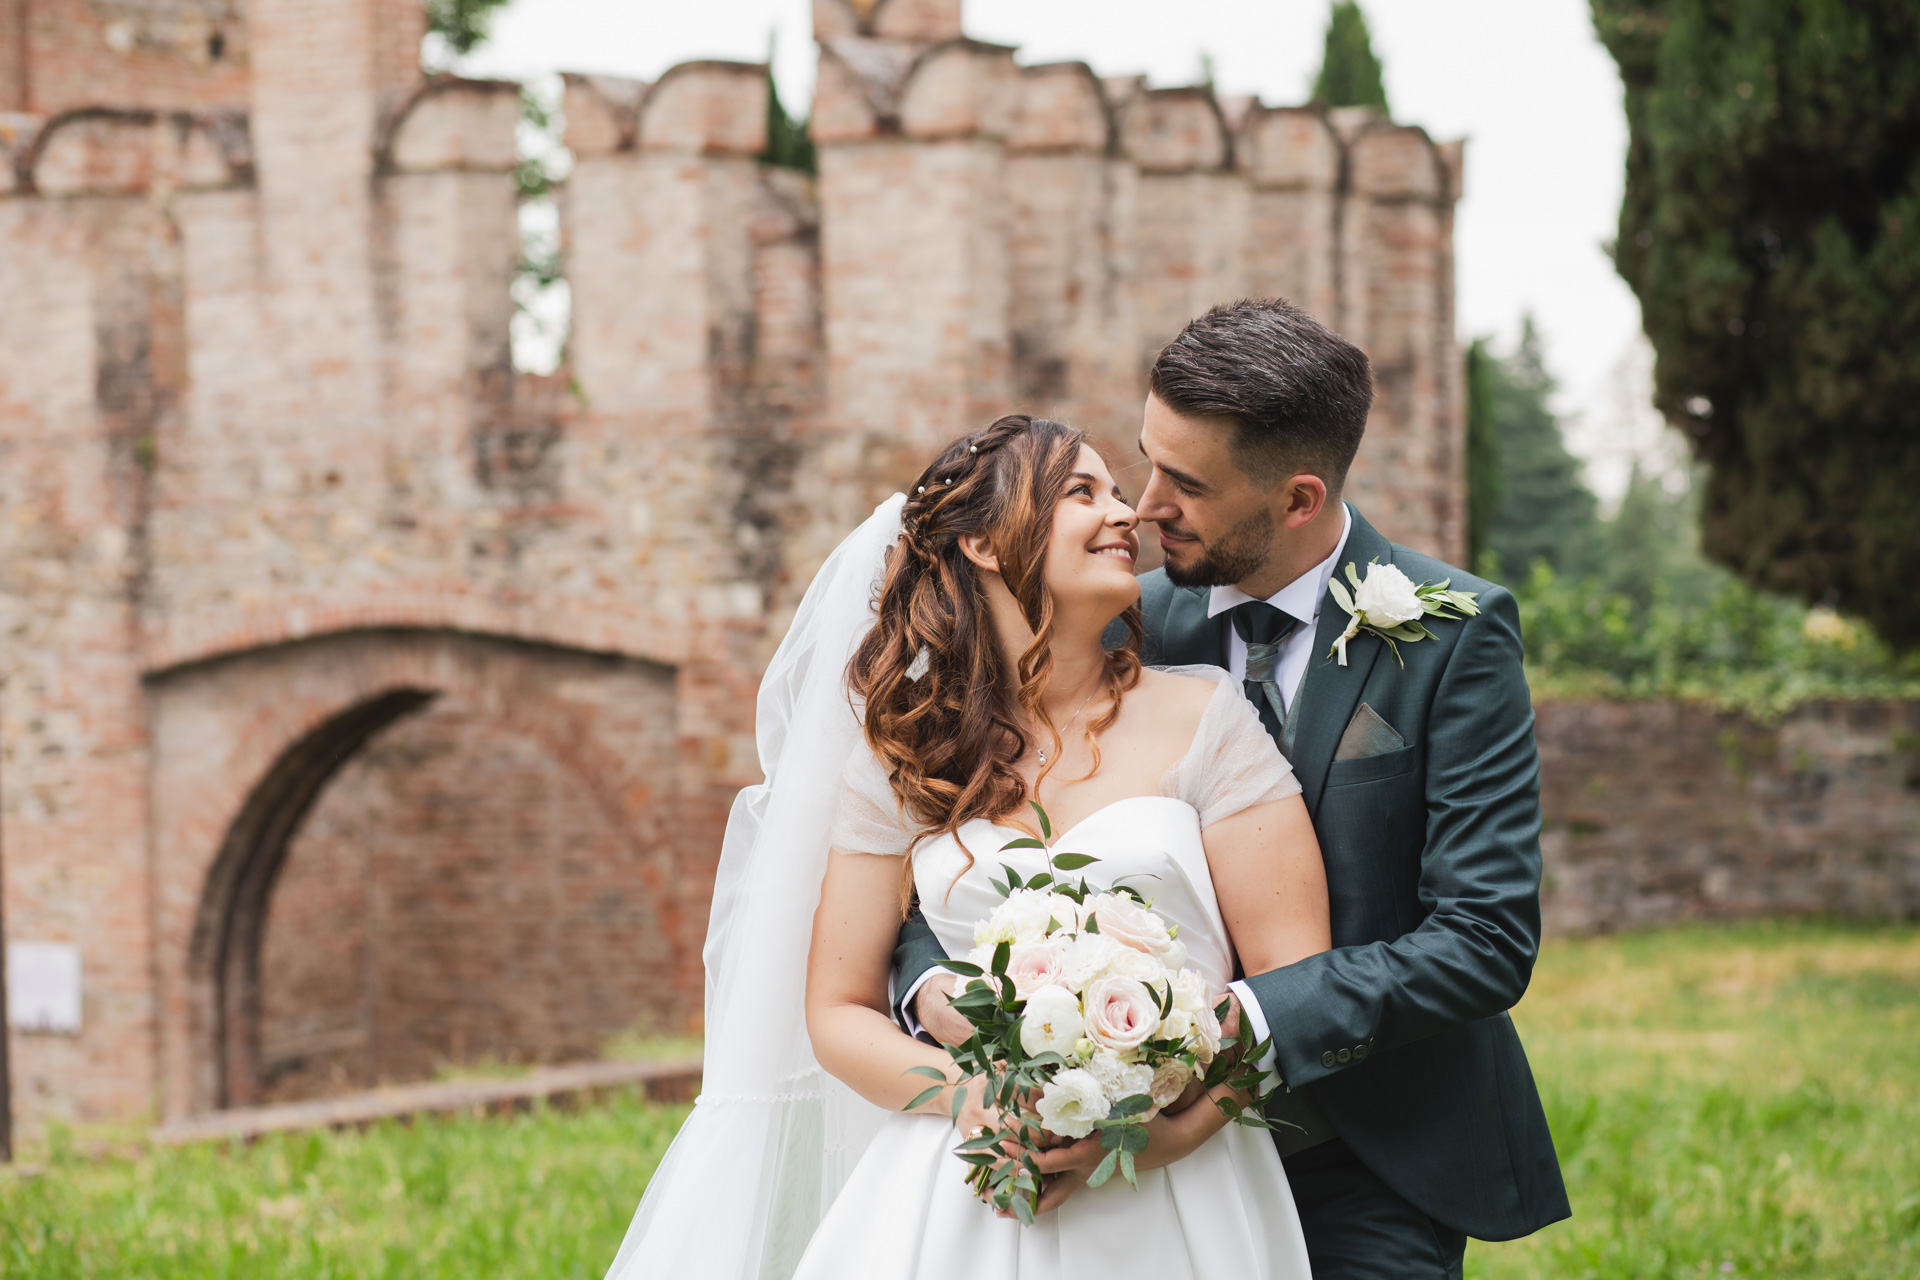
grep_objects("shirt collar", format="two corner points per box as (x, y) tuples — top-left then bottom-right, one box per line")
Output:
(1205, 503), (1354, 626)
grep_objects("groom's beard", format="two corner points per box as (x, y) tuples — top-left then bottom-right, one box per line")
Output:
(1159, 507), (1274, 588)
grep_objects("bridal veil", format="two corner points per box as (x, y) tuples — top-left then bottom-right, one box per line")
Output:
(605, 495), (904, 1280)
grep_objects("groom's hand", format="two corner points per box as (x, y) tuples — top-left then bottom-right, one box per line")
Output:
(914, 974), (973, 1047)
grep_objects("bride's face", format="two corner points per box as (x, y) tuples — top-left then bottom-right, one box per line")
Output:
(1042, 446), (1140, 617)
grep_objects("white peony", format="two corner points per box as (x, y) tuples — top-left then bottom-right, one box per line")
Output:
(1084, 893), (1171, 956)
(1061, 932), (1126, 989)
(981, 888), (1074, 947)
(1019, 984), (1086, 1057)
(1353, 562), (1425, 627)
(1086, 1049), (1154, 1104)
(1036, 1068), (1110, 1139)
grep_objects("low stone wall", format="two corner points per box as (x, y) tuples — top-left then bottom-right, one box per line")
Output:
(1535, 700), (1920, 934)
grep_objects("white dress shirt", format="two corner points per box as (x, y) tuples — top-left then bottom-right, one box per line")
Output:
(905, 505), (1354, 1062)
(1205, 502), (1352, 716)
(1208, 505), (1350, 1078)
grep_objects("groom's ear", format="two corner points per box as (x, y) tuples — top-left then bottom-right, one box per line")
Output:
(958, 534), (1000, 574)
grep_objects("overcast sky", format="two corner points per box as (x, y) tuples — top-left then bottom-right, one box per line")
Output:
(462, 0), (1659, 499)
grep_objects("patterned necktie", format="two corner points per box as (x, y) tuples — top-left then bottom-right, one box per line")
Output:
(1231, 601), (1301, 750)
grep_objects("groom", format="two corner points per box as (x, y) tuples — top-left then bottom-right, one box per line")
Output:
(893, 300), (1570, 1278)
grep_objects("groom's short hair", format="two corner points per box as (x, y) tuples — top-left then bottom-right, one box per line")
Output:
(1148, 298), (1373, 492)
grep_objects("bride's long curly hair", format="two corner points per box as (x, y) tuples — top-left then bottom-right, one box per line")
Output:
(849, 415), (1145, 903)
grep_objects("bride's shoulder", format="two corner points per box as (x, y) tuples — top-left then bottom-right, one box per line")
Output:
(1129, 666), (1223, 731)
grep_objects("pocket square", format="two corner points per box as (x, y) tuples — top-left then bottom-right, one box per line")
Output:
(1334, 703), (1404, 762)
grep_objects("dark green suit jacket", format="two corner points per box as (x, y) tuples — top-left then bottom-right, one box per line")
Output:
(892, 506), (1570, 1241)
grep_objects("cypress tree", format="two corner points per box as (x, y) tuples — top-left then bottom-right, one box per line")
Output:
(761, 67), (817, 175)
(1475, 320), (1602, 580)
(1313, 2), (1390, 113)
(1593, 0), (1920, 648)
(426, 0), (510, 56)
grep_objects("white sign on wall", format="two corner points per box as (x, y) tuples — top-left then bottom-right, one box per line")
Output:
(7, 941), (83, 1034)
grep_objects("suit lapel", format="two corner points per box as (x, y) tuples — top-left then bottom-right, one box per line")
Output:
(1155, 583), (1228, 667)
(1289, 507), (1392, 817)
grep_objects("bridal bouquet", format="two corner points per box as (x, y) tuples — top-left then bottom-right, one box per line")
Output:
(903, 805), (1278, 1224)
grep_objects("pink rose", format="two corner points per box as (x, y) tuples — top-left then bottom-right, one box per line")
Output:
(1082, 975), (1160, 1053)
(1005, 941), (1069, 999)
(1086, 893), (1171, 957)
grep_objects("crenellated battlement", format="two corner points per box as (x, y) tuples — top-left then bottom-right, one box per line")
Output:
(0, 1), (1461, 1137)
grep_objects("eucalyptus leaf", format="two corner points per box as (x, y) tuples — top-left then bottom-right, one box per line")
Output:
(906, 1065), (949, 1082)
(1029, 800), (1053, 840)
(1049, 852), (1099, 870)
(904, 1085), (944, 1110)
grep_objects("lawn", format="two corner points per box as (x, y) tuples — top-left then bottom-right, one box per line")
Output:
(1, 922), (1914, 1279)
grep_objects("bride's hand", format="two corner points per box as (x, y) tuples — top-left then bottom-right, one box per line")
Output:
(1026, 1086), (1237, 1216)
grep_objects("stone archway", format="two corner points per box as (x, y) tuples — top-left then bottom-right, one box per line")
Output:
(189, 687), (437, 1109)
(150, 629), (712, 1119)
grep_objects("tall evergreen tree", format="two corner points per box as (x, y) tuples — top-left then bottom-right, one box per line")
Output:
(1464, 339), (1504, 567)
(426, 0), (510, 56)
(1593, 0), (1920, 648)
(761, 67), (817, 175)
(1312, 1), (1390, 113)
(1472, 320), (1602, 580)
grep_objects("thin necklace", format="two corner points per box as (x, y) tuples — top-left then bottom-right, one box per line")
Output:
(1035, 682), (1103, 766)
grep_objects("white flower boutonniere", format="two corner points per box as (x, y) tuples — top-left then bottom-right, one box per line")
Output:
(1327, 560), (1481, 667)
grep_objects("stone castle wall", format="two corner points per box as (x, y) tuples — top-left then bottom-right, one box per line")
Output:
(0, 0), (1464, 1133)
(1535, 699), (1920, 934)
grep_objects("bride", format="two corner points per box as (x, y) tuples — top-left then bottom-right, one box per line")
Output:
(607, 414), (1329, 1279)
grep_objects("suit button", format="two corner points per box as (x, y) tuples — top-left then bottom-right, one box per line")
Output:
(1320, 1051), (1337, 1068)
(1336, 1048), (1352, 1064)
(1353, 1044), (1369, 1062)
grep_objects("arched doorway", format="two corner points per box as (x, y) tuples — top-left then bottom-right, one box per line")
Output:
(254, 697), (679, 1102)
(162, 630), (701, 1115)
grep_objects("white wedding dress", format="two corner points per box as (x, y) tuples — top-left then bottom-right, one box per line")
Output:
(794, 667), (1314, 1280)
(603, 498), (1312, 1280)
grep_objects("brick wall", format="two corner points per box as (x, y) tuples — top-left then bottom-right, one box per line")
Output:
(257, 698), (687, 1102)
(0, 0), (1469, 1133)
(1537, 700), (1920, 933)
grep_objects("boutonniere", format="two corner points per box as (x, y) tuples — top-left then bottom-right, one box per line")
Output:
(1326, 560), (1480, 667)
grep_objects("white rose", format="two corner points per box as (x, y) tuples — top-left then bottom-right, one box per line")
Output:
(1035, 1068), (1110, 1139)
(1103, 945), (1165, 984)
(1156, 935), (1189, 973)
(987, 888), (1074, 946)
(1148, 1061), (1193, 1109)
(1085, 1049), (1155, 1105)
(1157, 1007), (1193, 1045)
(1083, 975), (1162, 1053)
(1085, 893), (1171, 956)
(1193, 999), (1224, 1060)
(1062, 933), (1126, 989)
(1353, 562), (1425, 627)
(1170, 969), (1211, 1014)
(1019, 984), (1086, 1057)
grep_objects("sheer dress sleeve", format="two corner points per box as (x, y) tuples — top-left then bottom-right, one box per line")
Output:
(1161, 671), (1302, 829)
(827, 744), (916, 857)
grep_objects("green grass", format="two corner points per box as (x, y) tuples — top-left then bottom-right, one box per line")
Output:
(0, 1095), (688, 1278)
(1, 924), (1913, 1278)
(1470, 921), (1920, 1279)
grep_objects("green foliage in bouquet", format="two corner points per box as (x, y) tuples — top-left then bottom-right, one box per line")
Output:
(902, 804), (1280, 1224)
